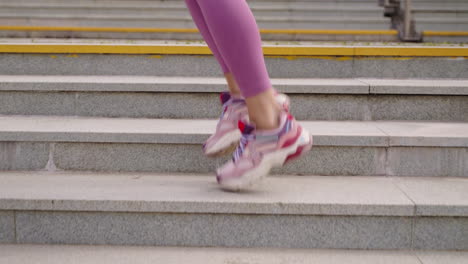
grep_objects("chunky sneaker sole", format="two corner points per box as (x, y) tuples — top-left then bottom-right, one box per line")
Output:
(218, 129), (312, 191)
(204, 129), (242, 157)
(203, 91), (290, 157)
(216, 113), (313, 192)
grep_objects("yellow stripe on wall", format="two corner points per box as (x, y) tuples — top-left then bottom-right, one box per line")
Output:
(3, 26), (468, 37)
(423, 31), (468, 37)
(0, 43), (467, 57)
(0, 25), (397, 35)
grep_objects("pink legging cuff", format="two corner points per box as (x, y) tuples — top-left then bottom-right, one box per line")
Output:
(184, 0), (272, 98)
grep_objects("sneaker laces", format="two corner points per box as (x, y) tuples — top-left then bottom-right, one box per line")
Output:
(233, 132), (255, 163)
(217, 99), (245, 128)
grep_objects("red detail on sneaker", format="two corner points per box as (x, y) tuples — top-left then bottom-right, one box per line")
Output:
(238, 120), (245, 133)
(281, 126), (302, 149)
(284, 145), (305, 164)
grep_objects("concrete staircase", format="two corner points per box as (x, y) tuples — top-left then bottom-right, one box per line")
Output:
(0, 0), (389, 30)
(0, 38), (467, 260)
(1, 0), (468, 42)
(0, 0), (401, 42)
(413, 0), (468, 32)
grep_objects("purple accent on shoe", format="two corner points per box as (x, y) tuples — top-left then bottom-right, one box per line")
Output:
(238, 121), (255, 135)
(220, 92), (231, 105)
(216, 173), (221, 183)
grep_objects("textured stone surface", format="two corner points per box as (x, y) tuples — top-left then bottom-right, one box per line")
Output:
(352, 57), (468, 79)
(53, 142), (224, 173)
(291, 94), (372, 121)
(413, 217), (468, 250)
(387, 147), (467, 177)
(0, 3), (386, 19)
(0, 211), (14, 243)
(1, 116), (466, 176)
(417, 251), (468, 264)
(1, 54), (466, 78)
(0, 76), (368, 94)
(53, 142), (387, 175)
(9, 116), (467, 147)
(0, 172), (414, 216)
(0, 30), (400, 42)
(368, 95), (468, 122)
(0, 116), (394, 146)
(0, 245), (427, 264)
(16, 211), (412, 249)
(0, 91), (466, 121)
(276, 146), (386, 176)
(375, 122), (468, 147)
(395, 177), (468, 216)
(0, 16), (390, 30)
(2, 76), (466, 95)
(74, 92), (220, 119)
(0, 142), (49, 171)
(0, 91), (76, 116)
(362, 78), (468, 95)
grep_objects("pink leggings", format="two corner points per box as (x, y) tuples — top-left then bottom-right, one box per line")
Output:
(184, 0), (272, 98)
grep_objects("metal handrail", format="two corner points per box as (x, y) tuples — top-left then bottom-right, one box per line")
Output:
(379, 0), (422, 42)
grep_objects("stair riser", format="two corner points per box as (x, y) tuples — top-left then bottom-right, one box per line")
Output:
(0, 142), (466, 177)
(424, 35), (468, 43)
(1, 54), (467, 79)
(0, 8), (384, 18)
(414, 12), (468, 19)
(416, 23), (468, 32)
(1, 91), (466, 121)
(1, 210), (466, 250)
(0, 18), (389, 30)
(0, 31), (399, 42)
(0, 0), (382, 6)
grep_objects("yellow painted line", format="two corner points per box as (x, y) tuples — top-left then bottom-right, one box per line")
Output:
(424, 31), (468, 37)
(354, 47), (468, 57)
(263, 46), (354, 56)
(0, 44), (213, 54)
(0, 26), (199, 33)
(0, 25), (397, 35)
(0, 44), (467, 57)
(260, 29), (398, 35)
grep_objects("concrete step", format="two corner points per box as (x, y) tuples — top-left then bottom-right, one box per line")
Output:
(0, 39), (466, 79)
(415, 18), (468, 32)
(0, 14), (391, 30)
(0, 76), (466, 121)
(0, 0), (382, 5)
(0, 171), (466, 249)
(0, 115), (466, 176)
(0, 27), (400, 42)
(0, 3), (385, 18)
(1, 244), (467, 264)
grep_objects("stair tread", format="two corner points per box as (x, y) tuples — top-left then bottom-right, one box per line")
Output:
(1, 38), (464, 46)
(0, 75), (467, 95)
(0, 115), (467, 147)
(1, 38), (466, 57)
(0, 243), (466, 264)
(0, 171), (467, 217)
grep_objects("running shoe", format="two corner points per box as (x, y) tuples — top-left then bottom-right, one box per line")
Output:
(216, 111), (313, 191)
(203, 91), (290, 157)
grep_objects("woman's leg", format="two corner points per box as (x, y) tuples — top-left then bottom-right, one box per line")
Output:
(188, 0), (313, 191)
(184, 0), (241, 96)
(194, 0), (281, 130)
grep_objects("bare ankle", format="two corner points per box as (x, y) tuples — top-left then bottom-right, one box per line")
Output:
(246, 89), (281, 130)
